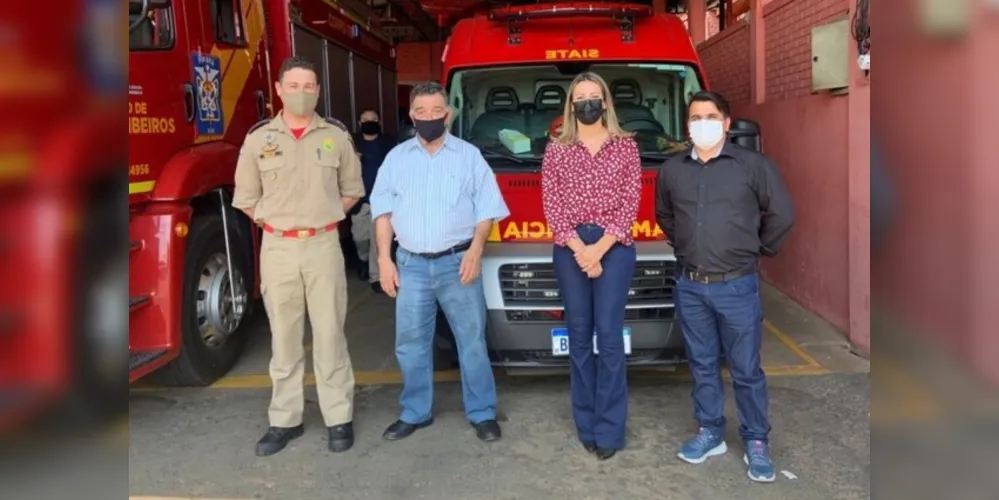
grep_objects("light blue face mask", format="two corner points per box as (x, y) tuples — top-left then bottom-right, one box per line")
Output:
(688, 119), (725, 149)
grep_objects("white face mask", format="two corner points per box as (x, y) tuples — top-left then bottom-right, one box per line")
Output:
(689, 119), (725, 149)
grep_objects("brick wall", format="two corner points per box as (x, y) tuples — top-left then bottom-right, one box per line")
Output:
(698, 0), (847, 103)
(677, 11), (722, 38)
(764, 0), (849, 101)
(695, 0), (862, 338)
(396, 42), (444, 83)
(707, 12), (720, 37)
(697, 23), (751, 104)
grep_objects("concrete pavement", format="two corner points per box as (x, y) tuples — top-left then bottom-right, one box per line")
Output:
(129, 276), (871, 499)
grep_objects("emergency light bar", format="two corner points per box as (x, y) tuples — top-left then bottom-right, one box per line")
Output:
(487, 2), (653, 22)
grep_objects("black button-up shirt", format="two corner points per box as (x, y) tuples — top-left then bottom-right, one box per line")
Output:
(655, 143), (795, 274)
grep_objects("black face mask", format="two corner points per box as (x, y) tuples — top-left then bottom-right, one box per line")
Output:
(413, 116), (447, 142)
(573, 98), (605, 126)
(359, 121), (380, 135)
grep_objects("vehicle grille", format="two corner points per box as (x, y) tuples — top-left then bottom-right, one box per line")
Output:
(498, 260), (678, 307)
(505, 307), (675, 323)
(516, 348), (665, 363)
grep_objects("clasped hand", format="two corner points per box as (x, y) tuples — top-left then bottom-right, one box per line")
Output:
(574, 244), (605, 278)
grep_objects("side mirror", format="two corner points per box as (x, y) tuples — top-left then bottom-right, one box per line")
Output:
(728, 119), (762, 153)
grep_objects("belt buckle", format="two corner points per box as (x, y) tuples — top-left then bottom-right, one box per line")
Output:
(297, 229), (310, 239)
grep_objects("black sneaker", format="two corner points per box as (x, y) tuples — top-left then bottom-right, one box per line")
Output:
(255, 424), (305, 457)
(471, 420), (501, 442)
(382, 419), (433, 441)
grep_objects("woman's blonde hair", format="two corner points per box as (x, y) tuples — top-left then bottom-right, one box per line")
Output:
(556, 72), (634, 145)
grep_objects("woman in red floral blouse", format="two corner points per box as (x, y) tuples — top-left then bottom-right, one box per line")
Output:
(541, 72), (642, 460)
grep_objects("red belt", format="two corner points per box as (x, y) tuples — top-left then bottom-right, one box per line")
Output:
(262, 222), (338, 239)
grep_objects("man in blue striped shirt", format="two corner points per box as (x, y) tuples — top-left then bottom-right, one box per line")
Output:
(370, 82), (510, 443)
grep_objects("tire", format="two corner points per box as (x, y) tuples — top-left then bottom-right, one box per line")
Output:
(434, 307), (460, 370)
(152, 214), (250, 386)
(58, 182), (128, 430)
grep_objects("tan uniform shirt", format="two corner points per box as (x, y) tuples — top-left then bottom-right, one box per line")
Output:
(233, 113), (365, 230)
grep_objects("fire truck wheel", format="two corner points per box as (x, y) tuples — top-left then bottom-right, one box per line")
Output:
(152, 214), (250, 386)
(58, 182), (129, 429)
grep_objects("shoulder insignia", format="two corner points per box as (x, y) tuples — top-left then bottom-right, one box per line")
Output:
(248, 119), (271, 135)
(322, 117), (355, 148)
(323, 117), (349, 133)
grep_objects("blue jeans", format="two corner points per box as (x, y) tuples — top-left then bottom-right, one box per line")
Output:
(552, 224), (636, 450)
(394, 247), (497, 424)
(675, 271), (771, 444)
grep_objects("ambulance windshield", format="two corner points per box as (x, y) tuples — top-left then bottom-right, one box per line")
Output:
(447, 63), (703, 165)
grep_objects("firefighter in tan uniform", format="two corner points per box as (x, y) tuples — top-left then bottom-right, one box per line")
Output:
(232, 56), (364, 457)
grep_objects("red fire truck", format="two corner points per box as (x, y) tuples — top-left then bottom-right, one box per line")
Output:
(0, 0), (125, 431)
(431, 2), (761, 369)
(128, 0), (398, 386)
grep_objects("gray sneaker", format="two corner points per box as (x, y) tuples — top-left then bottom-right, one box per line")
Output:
(677, 427), (728, 464)
(743, 440), (776, 483)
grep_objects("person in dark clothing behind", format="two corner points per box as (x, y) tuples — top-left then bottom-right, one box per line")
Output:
(655, 91), (795, 483)
(350, 108), (397, 293)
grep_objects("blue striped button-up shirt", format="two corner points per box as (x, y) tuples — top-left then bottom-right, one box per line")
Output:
(369, 133), (510, 254)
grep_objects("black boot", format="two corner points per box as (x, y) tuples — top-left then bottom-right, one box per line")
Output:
(327, 422), (354, 453)
(255, 425), (304, 457)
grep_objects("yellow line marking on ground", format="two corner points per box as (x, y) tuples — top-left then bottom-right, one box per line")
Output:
(869, 402), (938, 426)
(870, 358), (941, 424)
(632, 363), (829, 379)
(131, 286), (373, 383)
(113, 418), (129, 442)
(204, 370), (461, 389)
(129, 364), (830, 391)
(131, 303), (829, 391)
(763, 318), (823, 368)
(748, 364), (829, 376)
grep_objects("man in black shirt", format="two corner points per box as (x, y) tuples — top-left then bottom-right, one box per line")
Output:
(350, 108), (397, 293)
(655, 91), (794, 483)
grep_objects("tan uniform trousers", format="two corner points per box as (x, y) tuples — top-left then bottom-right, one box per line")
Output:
(260, 228), (354, 428)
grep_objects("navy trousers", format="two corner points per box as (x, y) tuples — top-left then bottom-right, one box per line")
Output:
(552, 224), (636, 450)
(675, 271), (771, 444)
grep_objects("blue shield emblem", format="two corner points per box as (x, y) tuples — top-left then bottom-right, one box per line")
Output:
(191, 53), (225, 135)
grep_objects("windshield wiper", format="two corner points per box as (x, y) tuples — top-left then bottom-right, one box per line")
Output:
(479, 147), (539, 164)
(639, 152), (674, 163)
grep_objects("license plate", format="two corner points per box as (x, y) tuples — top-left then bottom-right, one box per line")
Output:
(551, 327), (632, 356)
